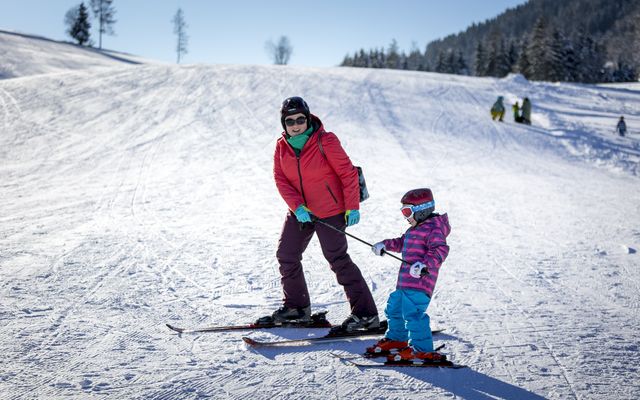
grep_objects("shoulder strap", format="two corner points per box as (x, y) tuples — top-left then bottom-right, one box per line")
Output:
(316, 130), (327, 160)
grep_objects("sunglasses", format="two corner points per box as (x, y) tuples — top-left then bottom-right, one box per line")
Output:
(285, 116), (307, 127)
(400, 201), (434, 219)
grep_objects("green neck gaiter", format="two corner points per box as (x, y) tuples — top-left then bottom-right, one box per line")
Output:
(287, 124), (314, 155)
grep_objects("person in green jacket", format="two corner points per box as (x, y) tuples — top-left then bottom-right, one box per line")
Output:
(490, 96), (505, 122)
(512, 101), (523, 123)
(521, 97), (532, 125)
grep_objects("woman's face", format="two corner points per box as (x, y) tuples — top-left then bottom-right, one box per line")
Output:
(284, 113), (308, 136)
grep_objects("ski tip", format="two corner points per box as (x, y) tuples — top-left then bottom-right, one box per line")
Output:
(242, 336), (260, 347)
(166, 324), (184, 333)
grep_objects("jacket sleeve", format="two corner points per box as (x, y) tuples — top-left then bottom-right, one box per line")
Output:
(320, 132), (360, 210)
(421, 227), (449, 272)
(273, 142), (304, 212)
(383, 235), (405, 253)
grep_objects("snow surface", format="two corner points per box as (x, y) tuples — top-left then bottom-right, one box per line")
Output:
(1, 33), (639, 399)
(0, 30), (151, 79)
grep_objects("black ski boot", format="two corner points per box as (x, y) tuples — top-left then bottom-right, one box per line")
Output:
(329, 314), (380, 335)
(255, 305), (312, 326)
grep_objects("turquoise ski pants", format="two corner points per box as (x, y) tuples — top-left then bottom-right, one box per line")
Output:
(384, 289), (433, 352)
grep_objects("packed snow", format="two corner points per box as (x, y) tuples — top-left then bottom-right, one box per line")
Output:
(1, 32), (639, 399)
(0, 30), (149, 79)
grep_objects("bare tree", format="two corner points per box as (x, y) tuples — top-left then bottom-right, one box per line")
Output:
(265, 36), (293, 65)
(172, 8), (188, 64)
(90, 0), (116, 49)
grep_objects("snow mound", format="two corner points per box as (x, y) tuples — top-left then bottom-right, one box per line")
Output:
(502, 73), (529, 85)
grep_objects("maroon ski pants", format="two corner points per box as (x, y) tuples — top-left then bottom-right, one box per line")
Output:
(276, 212), (378, 318)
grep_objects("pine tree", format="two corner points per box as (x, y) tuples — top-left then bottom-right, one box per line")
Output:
(475, 42), (488, 76)
(65, 3), (91, 46)
(575, 32), (605, 83)
(172, 8), (188, 64)
(435, 51), (446, 73)
(526, 17), (553, 80)
(548, 29), (568, 81)
(406, 42), (422, 71)
(447, 51), (458, 74)
(90, 0), (116, 49)
(358, 49), (368, 67)
(516, 35), (531, 76)
(455, 51), (469, 75)
(385, 39), (401, 69)
(507, 41), (519, 72)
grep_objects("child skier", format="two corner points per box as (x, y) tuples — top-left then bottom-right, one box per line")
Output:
(367, 188), (451, 363)
(490, 96), (505, 122)
(616, 116), (627, 137)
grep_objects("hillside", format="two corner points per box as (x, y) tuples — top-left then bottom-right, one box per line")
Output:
(0, 29), (149, 79)
(424, 0), (640, 75)
(0, 36), (639, 399)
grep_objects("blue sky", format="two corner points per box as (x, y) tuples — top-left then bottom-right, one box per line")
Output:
(1, 0), (528, 66)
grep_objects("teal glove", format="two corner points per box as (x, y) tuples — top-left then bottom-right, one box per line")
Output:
(345, 209), (360, 226)
(294, 205), (312, 223)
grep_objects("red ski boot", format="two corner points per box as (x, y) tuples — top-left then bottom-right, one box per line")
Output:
(387, 347), (448, 365)
(365, 338), (408, 357)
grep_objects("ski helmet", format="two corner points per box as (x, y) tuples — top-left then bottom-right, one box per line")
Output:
(400, 188), (435, 223)
(280, 96), (310, 130)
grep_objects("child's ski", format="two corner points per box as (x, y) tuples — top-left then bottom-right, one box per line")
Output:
(330, 352), (466, 369)
(242, 328), (444, 348)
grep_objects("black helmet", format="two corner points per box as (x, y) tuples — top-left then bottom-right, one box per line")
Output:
(281, 96), (310, 130)
(401, 188), (435, 223)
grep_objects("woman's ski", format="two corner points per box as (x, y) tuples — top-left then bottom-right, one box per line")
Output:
(166, 312), (332, 333)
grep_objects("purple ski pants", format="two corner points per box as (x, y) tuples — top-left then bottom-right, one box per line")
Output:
(276, 212), (378, 318)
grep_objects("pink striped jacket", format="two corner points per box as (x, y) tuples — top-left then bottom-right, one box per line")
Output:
(383, 213), (450, 297)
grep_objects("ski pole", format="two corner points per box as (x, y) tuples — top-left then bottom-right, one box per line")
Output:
(312, 217), (411, 265)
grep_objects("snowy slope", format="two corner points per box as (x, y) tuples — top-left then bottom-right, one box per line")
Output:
(0, 30), (150, 79)
(1, 50), (639, 399)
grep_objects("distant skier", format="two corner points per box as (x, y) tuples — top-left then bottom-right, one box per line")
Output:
(616, 116), (627, 137)
(521, 97), (532, 125)
(367, 188), (450, 363)
(513, 101), (523, 123)
(490, 96), (505, 122)
(266, 96), (379, 332)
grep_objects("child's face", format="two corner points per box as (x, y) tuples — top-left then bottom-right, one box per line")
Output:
(401, 203), (418, 227)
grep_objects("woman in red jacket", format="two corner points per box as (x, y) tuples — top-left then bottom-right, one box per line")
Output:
(264, 96), (379, 333)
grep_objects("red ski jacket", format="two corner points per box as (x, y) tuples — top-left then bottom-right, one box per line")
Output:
(273, 114), (360, 219)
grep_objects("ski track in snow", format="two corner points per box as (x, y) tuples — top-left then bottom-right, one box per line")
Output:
(0, 51), (639, 400)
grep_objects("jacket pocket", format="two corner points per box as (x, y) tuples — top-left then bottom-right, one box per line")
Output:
(325, 182), (338, 204)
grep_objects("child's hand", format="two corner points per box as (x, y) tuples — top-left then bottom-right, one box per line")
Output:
(409, 262), (427, 278)
(372, 242), (385, 256)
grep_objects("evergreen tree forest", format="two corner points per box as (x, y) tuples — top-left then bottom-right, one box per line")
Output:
(340, 0), (639, 83)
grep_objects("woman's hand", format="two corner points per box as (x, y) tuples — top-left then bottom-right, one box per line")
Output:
(345, 210), (360, 226)
(294, 205), (312, 223)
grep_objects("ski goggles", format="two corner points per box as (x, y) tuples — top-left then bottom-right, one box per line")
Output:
(400, 201), (434, 219)
(284, 116), (307, 127)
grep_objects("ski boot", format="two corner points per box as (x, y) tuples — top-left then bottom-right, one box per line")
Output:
(328, 314), (380, 336)
(365, 338), (408, 358)
(387, 346), (448, 365)
(255, 305), (312, 326)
